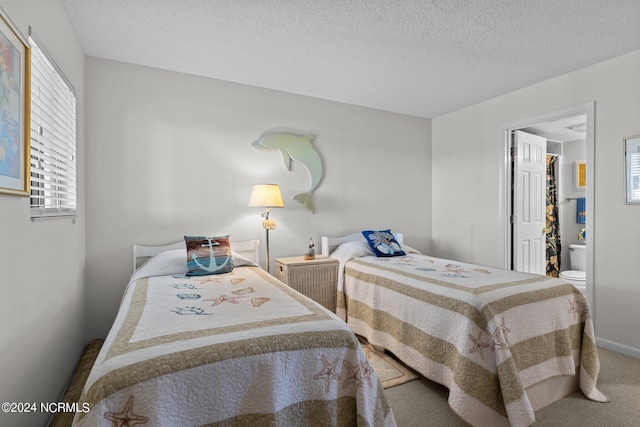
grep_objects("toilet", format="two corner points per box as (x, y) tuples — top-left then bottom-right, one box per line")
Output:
(559, 244), (586, 295)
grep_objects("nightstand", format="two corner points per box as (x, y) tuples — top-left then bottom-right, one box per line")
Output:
(274, 256), (339, 312)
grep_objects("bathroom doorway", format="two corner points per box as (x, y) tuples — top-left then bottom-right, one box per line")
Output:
(501, 103), (595, 309)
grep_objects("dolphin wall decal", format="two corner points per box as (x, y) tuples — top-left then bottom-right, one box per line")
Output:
(252, 132), (323, 213)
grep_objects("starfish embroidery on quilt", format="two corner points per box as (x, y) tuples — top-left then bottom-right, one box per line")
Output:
(468, 331), (491, 360)
(203, 294), (243, 306)
(342, 360), (364, 389)
(313, 356), (341, 393)
(444, 264), (479, 276)
(103, 395), (149, 426)
(359, 360), (375, 388)
(193, 276), (225, 284)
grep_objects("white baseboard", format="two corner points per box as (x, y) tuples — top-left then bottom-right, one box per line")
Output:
(596, 337), (640, 359)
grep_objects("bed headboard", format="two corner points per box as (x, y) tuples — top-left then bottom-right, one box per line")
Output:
(321, 232), (403, 257)
(133, 239), (260, 272)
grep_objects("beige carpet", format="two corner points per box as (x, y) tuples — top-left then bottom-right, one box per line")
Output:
(384, 347), (640, 426)
(359, 337), (417, 389)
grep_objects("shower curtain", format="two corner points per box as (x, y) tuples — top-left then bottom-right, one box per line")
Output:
(546, 155), (561, 276)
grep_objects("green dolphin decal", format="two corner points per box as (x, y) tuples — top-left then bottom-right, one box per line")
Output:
(252, 132), (322, 213)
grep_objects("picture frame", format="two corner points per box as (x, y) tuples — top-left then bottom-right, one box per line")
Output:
(624, 135), (640, 204)
(0, 8), (30, 196)
(574, 160), (586, 191)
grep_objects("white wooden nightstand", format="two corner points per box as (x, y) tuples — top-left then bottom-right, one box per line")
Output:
(274, 256), (339, 312)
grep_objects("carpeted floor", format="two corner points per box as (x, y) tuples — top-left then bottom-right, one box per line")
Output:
(384, 347), (640, 426)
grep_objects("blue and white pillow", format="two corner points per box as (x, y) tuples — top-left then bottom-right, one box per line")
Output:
(184, 235), (234, 276)
(361, 229), (405, 257)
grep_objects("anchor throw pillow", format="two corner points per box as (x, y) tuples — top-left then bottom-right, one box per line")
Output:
(184, 235), (234, 276)
(361, 229), (406, 257)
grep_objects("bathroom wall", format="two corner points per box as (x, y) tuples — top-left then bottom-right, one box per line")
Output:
(559, 139), (587, 270)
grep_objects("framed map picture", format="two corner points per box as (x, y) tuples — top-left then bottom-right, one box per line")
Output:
(0, 8), (30, 196)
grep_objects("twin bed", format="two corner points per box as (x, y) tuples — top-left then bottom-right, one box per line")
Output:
(75, 231), (606, 427)
(73, 237), (394, 426)
(321, 230), (607, 427)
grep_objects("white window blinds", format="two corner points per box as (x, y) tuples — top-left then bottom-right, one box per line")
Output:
(628, 148), (640, 202)
(29, 31), (77, 219)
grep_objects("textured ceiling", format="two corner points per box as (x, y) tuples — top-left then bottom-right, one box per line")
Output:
(62, 0), (640, 118)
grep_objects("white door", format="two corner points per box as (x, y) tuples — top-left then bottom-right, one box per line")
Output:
(513, 130), (547, 275)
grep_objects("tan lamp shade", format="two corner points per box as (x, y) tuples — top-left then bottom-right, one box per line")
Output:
(248, 184), (284, 208)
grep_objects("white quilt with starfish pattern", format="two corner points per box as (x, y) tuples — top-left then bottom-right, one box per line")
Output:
(73, 254), (395, 426)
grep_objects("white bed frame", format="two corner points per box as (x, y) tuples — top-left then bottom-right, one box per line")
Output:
(321, 232), (403, 257)
(320, 232), (578, 412)
(133, 239), (259, 272)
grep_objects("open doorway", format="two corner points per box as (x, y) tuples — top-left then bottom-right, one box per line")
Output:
(501, 103), (595, 310)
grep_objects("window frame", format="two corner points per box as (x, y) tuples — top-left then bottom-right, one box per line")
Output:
(28, 28), (77, 220)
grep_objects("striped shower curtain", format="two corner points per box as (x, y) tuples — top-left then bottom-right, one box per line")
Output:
(545, 155), (561, 276)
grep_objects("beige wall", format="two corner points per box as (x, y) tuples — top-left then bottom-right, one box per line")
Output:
(84, 57), (432, 339)
(432, 50), (640, 356)
(0, 1), (86, 427)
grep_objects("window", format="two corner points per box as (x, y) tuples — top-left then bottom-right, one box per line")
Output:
(29, 30), (77, 219)
(625, 136), (640, 204)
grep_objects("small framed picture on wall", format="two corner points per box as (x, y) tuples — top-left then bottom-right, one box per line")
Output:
(624, 136), (640, 204)
(574, 160), (586, 191)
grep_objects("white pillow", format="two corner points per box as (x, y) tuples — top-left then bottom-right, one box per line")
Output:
(131, 248), (258, 282)
(330, 240), (374, 261)
(131, 249), (187, 282)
